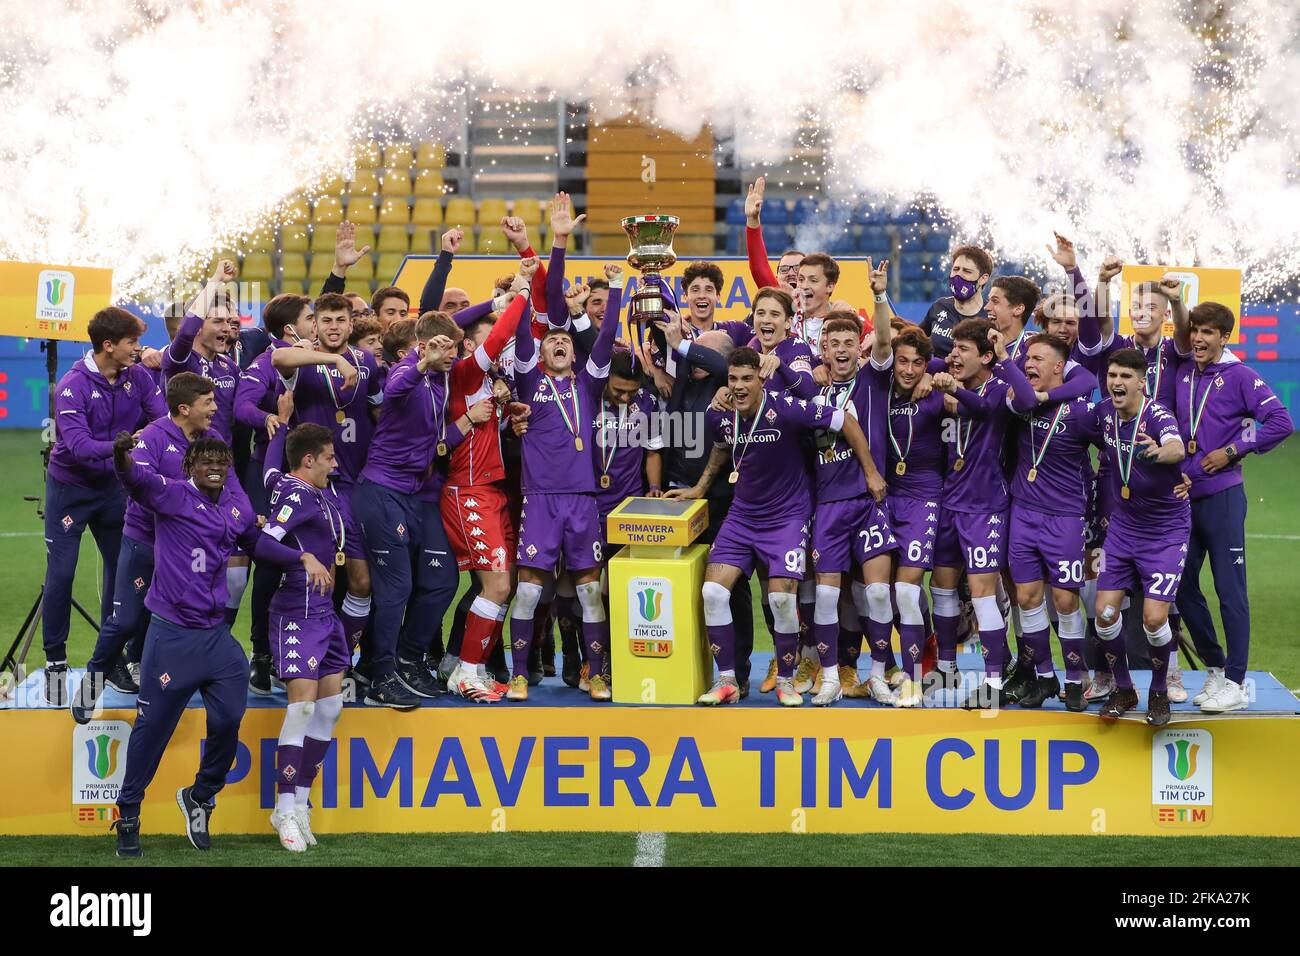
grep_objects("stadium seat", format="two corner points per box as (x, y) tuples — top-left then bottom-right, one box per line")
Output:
(346, 200), (376, 225)
(279, 280), (308, 295)
(378, 197), (410, 225)
(411, 199), (443, 227)
(280, 223), (309, 253)
(890, 209), (921, 226)
(313, 196), (343, 224)
(283, 197), (311, 223)
(377, 253), (406, 280)
(899, 231), (922, 252)
(383, 143), (413, 169)
(415, 142), (446, 168)
(924, 230), (951, 253)
(511, 198), (543, 225)
(900, 256), (927, 281)
(444, 196), (476, 226)
(478, 198), (508, 224)
(760, 199), (788, 225)
(762, 225), (790, 251)
(857, 226), (892, 255)
(456, 230), (478, 254)
(901, 281), (929, 301)
(344, 279), (373, 299)
(317, 174), (346, 197)
(280, 254), (307, 282)
(408, 228), (433, 254)
(311, 225), (338, 254)
(478, 231), (508, 254)
(348, 169), (379, 196)
(354, 141), (382, 168)
(348, 256), (375, 280)
(240, 253), (273, 283)
(725, 198), (746, 226)
(824, 230), (854, 255)
(243, 228), (276, 253)
(376, 225), (409, 253)
(309, 255), (334, 280)
(413, 168), (445, 196)
(792, 199), (819, 225)
(380, 169), (411, 196)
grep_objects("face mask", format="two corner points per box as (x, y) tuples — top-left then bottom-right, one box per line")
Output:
(950, 274), (978, 302)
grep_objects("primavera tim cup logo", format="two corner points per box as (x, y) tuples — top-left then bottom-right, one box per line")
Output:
(72, 720), (130, 827)
(36, 269), (75, 324)
(85, 732), (121, 780)
(629, 577), (672, 658)
(1165, 737), (1200, 781)
(1151, 728), (1212, 827)
(636, 586), (663, 622)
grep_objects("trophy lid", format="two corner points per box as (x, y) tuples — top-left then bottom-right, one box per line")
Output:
(622, 215), (680, 272)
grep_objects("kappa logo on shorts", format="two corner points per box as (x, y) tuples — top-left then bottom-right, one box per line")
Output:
(61, 515), (73, 531)
(988, 515), (1001, 525)
(464, 497), (479, 508)
(285, 636), (300, 645)
(989, 530), (1000, 539)
(159, 673), (170, 688)
(476, 556), (489, 565)
(285, 622), (300, 632)
(285, 665), (300, 674)
(470, 527), (484, 537)
(286, 650), (300, 659)
(467, 511), (482, 522)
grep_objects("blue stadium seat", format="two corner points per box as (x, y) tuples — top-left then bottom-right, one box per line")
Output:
(731, 225), (746, 254)
(857, 226), (892, 254)
(850, 204), (872, 225)
(899, 232), (923, 252)
(762, 225), (791, 250)
(823, 201), (853, 227)
(725, 198), (747, 226)
(792, 199), (819, 225)
(900, 256), (927, 281)
(825, 230), (855, 255)
(761, 199), (789, 225)
(890, 209), (922, 226)
(901, 281), (929, 301)
(924, 230), (951, 253)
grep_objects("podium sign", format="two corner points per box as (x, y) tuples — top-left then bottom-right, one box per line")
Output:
(0, 261), (114, 342)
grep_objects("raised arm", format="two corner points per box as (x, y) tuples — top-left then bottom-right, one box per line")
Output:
(546, 191), (585, 328)
(170, 260), (235, 369)
(324, 220), (371, 296)
(1044, 362), (1098, 404)
(996, 357), (1039, 414)
(588, 267), (623, 373)
(114, 433), (184, 515)
(869, 257), (894, 365)
(1091, 256), (1122, 347)
(420, 229), (461, 313)
(744, 176), (780, 289)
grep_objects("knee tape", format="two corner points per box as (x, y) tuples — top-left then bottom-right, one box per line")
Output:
(279, 700), (314, 746)
(814, 585), (841, 625)
(575, 580), (605, 622)
(931, 586), (960, 618)
(342, 592), (371, 617)
(864, 582), (892, 624)
(1020, 601), (1050, 633)
(1058, 607), (1086, 640)
(307, 694), (343, 737)
(702, 582), (733, 626)
(768, 591), (798, 633)
(1097, 615), (1123, 641)
(1145, 621), (1173, 647)
(512, 581), (543, 619)
(971, 594), (1004, 632)
(895, 582), (923, 626)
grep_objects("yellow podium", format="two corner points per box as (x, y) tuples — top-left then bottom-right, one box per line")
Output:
(606, 497), (711, 704)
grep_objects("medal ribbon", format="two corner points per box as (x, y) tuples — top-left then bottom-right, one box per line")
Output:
(1113, 396), (1149, 491)
(887, 380), (914, 464)
(1029, 403), (1068, 472)
(732, 390), (768, 476)
(544, 373), (582, 443)
(598, 399), (624, 476)
(1187, 367), (1213, 446)
(954, 379), (989, 460)
(322, 348), (359, 414)
(1145, 336), (1165, 400)
(425, 373), (448, 446)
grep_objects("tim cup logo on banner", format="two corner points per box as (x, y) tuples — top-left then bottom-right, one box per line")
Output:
(629, 576), (672, 658)
(37, 269), (75, 324)
(72, 720), (130, 828)
(1151, 728), (1213, 828)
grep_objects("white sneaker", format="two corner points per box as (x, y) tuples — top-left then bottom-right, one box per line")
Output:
(865, 674), (897, 704)
(1167, 660), (1188, 703)
(811, 679), (842, 707)
(271, 809), (307, 852)
(894, 677), (923, 708)
(1193, 668), (1225, 706)
(294, 805), (317, 847)
(1199, 678), (1248, 714)
(447, 664), (501, 702)
(127, 662), (141, 685)
(1084, 671), (1115, 702)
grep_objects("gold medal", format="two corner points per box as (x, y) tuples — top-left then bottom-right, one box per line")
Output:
(336, 409), (346, 424)
(822, 449), (835, 463)
(575, 437), (583, 452)
(954, 457), (965, 471)
(436, 441), (448, 457)
(1121, 485), (1131, 500)
(1027, 467), (1037, 483)
(895, 461), (906, 476)
(729, 470), (740, 484)
(600, 474), (611, 489)
(335, 551), (346, 566)
(1187, 439), (1196, 454)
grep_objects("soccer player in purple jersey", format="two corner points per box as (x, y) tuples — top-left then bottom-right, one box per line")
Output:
(984, 275), (1041, 365)
(509, 197), (623, 701)
(669, 348), (880, 707)
(1004, 335), (1101, 711)
(793, 252), (840, 356)
(929, 319), (1037, 707)
(882, 326), (949, 707)
(41, 306), (166, 706)
(107, 432), (330, 857)
(807, 307), (894, 706)
(261, 423), (353, 852)
(752, 286), (818, 398)
(1089, 349), (1189, 726)
(680, 260), (755, 347)
(272, 293), (380, 655)
(1173, 303), (1294, 713)
(163, 259), (241, 443)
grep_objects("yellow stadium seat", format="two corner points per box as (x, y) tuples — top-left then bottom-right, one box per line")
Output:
(313, 196), (343, 224)
(349, 169), (379, 196)
(383, 143), (412, 168)
(380, 169), (411, 196)
(355, 141), (382, 168)
(376, 226), (409, 253)
(478, 198), (508, 224)
(346, 200), (377, 225)
(377, 253), (406, 280)
(241, 228), (275, 253)
(345, 279), (374, 299)
(309, 255), (334, 280)
(349, 256), (375, 280)
(478, 232), (508, 255)
(411, 199), (443, 227)
(317, 174), (346, 197)
(415, 142), (446, 168)
(511, 198), (544, 225)
(283, 197), (310, 223)
(456, 230), (477, 254)
(279, 223), (309, 253)
(413, 168), (445, 196)
(311, 225), (338, 254)
(278, 280), (308, 295)
(241, 253), (273, 282)
(280, 254), (307, 282)
(378, 198), (410, 225)
(408, 229), (433, 254)
(444, 197), (476, 226)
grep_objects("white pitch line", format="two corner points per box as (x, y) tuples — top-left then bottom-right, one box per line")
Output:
(1246, 533), (1300, 541)
(0, 531), (42, 538)
(633, 831), (666, 867)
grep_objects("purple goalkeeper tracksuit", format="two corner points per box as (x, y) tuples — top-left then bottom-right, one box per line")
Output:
(43, 353), (166, 662)
(113, 461), (305, 818)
